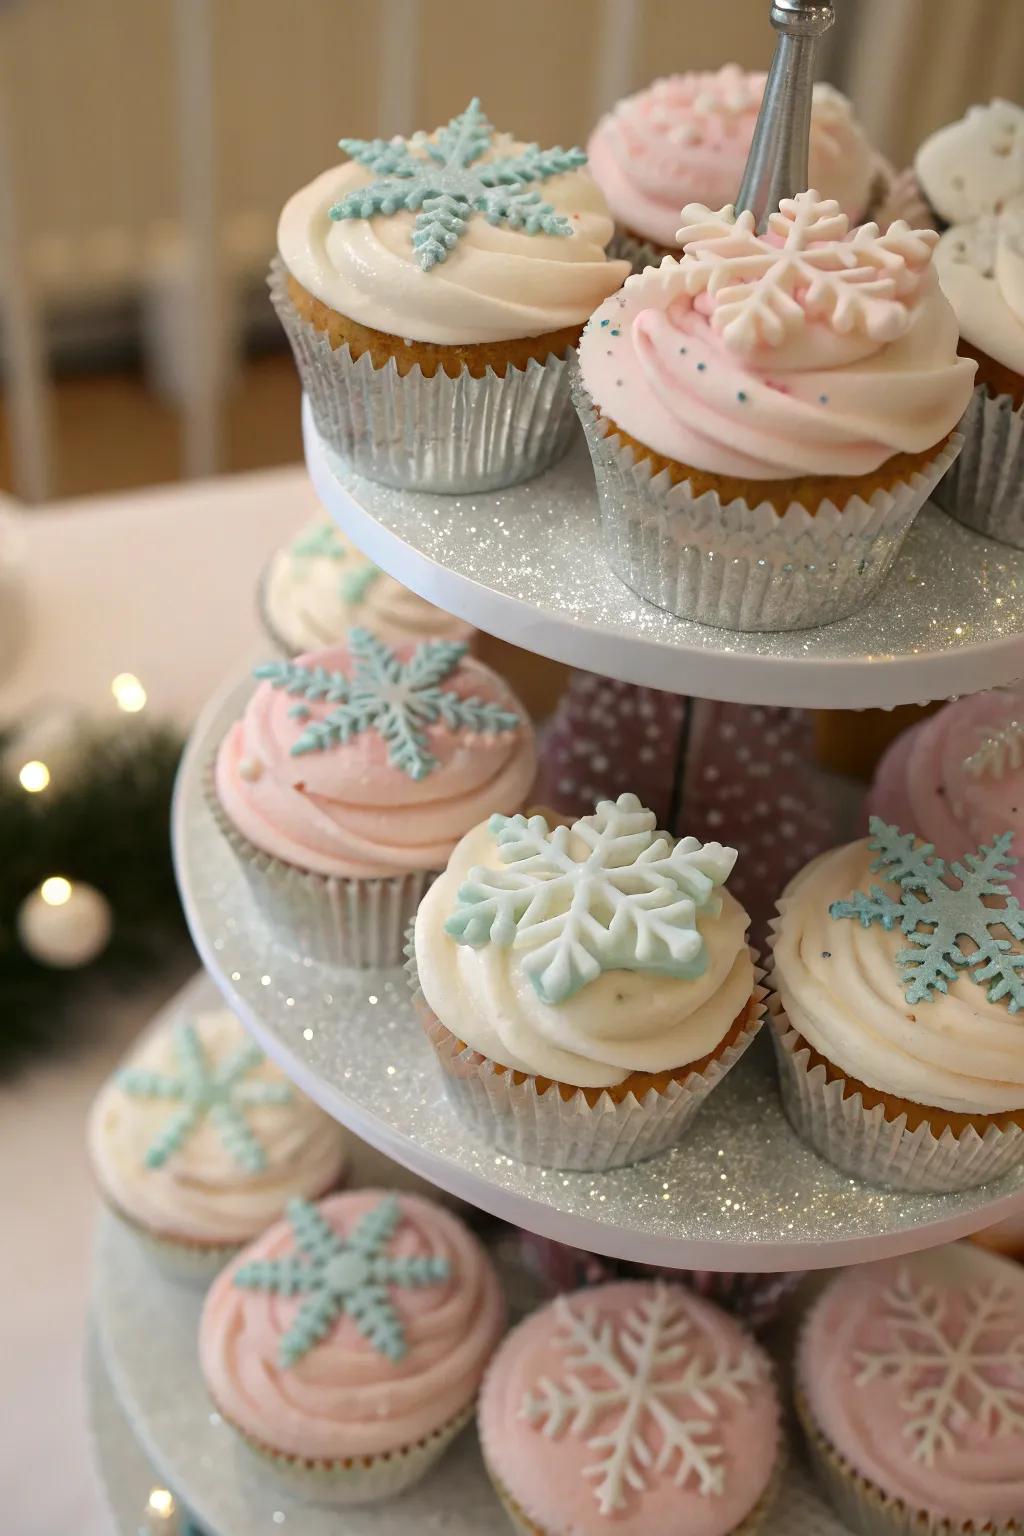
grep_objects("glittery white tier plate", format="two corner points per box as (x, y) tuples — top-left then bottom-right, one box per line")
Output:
(303, 396), (1024, 709)
(91, 1213), (853, 1536)
(86, 1331), (167, 1536)
(174, 673), (1024, 1272)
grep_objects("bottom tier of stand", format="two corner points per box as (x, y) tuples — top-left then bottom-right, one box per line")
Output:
(90, 1210), (852, 1536)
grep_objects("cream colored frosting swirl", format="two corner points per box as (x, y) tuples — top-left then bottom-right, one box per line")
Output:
(935, 203), (1024, 373)
(772, 841), (1024, 1115)
(88, 1010), (347, 1244)
(264, 517), (474, 654)
(414, 821), (754, 1089)
(915, 99), (1024, 225)
(277, 145), (629, 345)
(199, 1191), (505, 1460)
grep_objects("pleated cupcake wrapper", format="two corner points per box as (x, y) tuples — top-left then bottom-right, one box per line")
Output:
(484, 1450), (783, 1535)
(406, 934), (765, 1170)
(107, 1202), (240, 1287)
(764, 963), (1024, 1192)
(228, 1400), (474, 1507)
(932, 385), (1024, 550)
(608, 227), (674, 275)
(573, 378), (962, 632)
(269, 257), (577, 494)
(204, 758), (436, 969)
(794, 1388), (1021, 1536)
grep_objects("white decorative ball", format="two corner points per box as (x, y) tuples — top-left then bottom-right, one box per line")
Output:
(16, 879), (113, 968)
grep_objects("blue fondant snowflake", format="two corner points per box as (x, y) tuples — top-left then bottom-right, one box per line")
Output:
(830, 818), (1024, 1010)
(118, 1022), (292, 1172)
(233, 1194), (449, 1367)
(444, 793), (738, 1004)
(292, 522), (345, 560)
(330, 97), (586, 270)
(253, 628), (520, 780)
(338, 562), (381, 605)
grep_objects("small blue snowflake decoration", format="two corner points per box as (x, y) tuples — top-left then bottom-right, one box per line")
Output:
(292, 522), (345, 560)
(118, 1023), (292, 1172)
(330, 98), (586, 271)
(830, 818), (1024, 1011)
(253, 628), (520, 780)
(444, 793), (738, 1004)
(233, 1194), (450, 1368)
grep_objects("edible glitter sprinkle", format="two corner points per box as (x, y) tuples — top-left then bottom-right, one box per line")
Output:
(697, 362), (707, 371)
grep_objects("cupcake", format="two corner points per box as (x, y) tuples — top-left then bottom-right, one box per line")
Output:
(914, 98), (1024, 230)
(931, 202), (1024, 546)
(211, 628), (535, 969)
(199, 1190), (504, 1505)
(574, 191), (975, 632)
(588, 67), (886, 271)
(259, 515), (474, 657)
(796, 1243), (1024, 1535)
(479, 1280), (782, 1536)
(411, 792), (762, 1170)
(769, 818), (1024, 1192)
(868, 686), (1024, 900)
(272, 97), (629, 494)
(516, 1231), (804, 1332)
(88, 1008), (347, 1283)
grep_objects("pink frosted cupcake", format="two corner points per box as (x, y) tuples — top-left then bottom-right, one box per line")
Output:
(868, 686), (1024, 902)
(479, 1280), (782, 1535)
(797, 1243), (1024, 1535)
(588, 68), (886, 271)
(211, 627), (536, 967)
(199, 1189), (505, 1504)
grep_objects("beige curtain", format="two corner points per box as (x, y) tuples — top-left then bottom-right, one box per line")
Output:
(832, 0), (1024, 167)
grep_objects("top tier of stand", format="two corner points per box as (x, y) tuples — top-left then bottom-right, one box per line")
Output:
(303, 400), (1024, 711)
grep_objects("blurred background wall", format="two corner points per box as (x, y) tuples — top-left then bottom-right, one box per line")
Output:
(0, 0), (1021, 502)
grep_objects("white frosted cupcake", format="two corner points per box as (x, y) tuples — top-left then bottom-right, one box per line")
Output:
(199, 1190), (505, 1504)
(88, 1008), (347, 1283)
(769, 819), (1024, 1191)
(411, 792), (762, 1170)
(259, 517), (474, 657)
(272, 97), (629, 493)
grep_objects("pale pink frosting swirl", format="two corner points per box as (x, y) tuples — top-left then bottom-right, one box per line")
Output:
(588, 70), (879, 248)
(215, 639), (537, 879)
(868, 688), (1024, 902)
(578, 235), (975, 479)
(199, 1190), (505, 1461)
(479, 1281), (780, 1536)
(798, 1245), (1024, 1525)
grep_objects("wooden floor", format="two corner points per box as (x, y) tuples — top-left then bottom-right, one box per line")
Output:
(0, 353), (303, 500)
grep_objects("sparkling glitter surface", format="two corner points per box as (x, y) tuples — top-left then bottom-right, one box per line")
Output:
(303, 399), (1024, 709)
(91, 1213), (848, 1536)
(173, 681), (1024, 1274)
(86, 1331), (165, 1533)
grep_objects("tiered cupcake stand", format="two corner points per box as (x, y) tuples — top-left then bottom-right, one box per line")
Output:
(88, 405), (1024, 1534)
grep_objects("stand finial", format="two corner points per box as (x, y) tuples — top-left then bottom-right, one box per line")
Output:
(735, 0), (836, 229)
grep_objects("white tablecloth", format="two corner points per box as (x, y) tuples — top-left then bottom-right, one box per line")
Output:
(0, 466), (312, 1536)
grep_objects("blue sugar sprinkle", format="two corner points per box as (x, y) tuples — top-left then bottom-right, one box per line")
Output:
(819, 393), (829, 404)
(600, 318), (610, 328)
(696, 362), (707, 372)
(610, 327), (621, 336)
(737, 391), (748, 402)
(679, 346), (687, 354)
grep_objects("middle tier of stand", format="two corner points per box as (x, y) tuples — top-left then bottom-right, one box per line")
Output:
(175, 672), (1024, 1273)
(304, 397), (1024, 710)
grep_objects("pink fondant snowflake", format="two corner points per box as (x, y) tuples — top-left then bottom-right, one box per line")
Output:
(675, 191), (938, 351)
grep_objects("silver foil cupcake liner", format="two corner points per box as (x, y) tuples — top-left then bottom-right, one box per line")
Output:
(794, 1389), (1020, 1536)
(407, 938), (765, 1170)
(204, 758), (436, 969)
(108, 1203), (240, 1288)
(269, 258), (576, 494)
(608, 227), (674, 274)
(767, 991), (1024, 1193)
(573, 379), (962, 632)
(933, 384), (1024, 550)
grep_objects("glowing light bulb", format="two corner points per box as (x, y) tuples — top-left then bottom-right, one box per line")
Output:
(111, 672), (147, 712)
(147, 1487), (176, 1518)
(40, 876), (72, 907)
(18, 760), (50, 792)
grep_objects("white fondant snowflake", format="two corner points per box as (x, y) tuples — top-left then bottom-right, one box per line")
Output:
(254, 628), (520, 780)
(965, 719), (1024, 781)
(674, 191), (938, 351)
(330, 98), (585, 271)
(444, 793), (736, 1004)
(521, 1286), (761, 1515)
(830, 818), (1024, 1010)
(854, 1266), (1024, 1466)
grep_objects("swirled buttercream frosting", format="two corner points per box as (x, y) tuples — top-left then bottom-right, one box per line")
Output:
(934, 202), (1024, 374)
(199, 1190), (505, 1460)
(215, 631), (536, 880)
(915, 99), (1024, 226)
